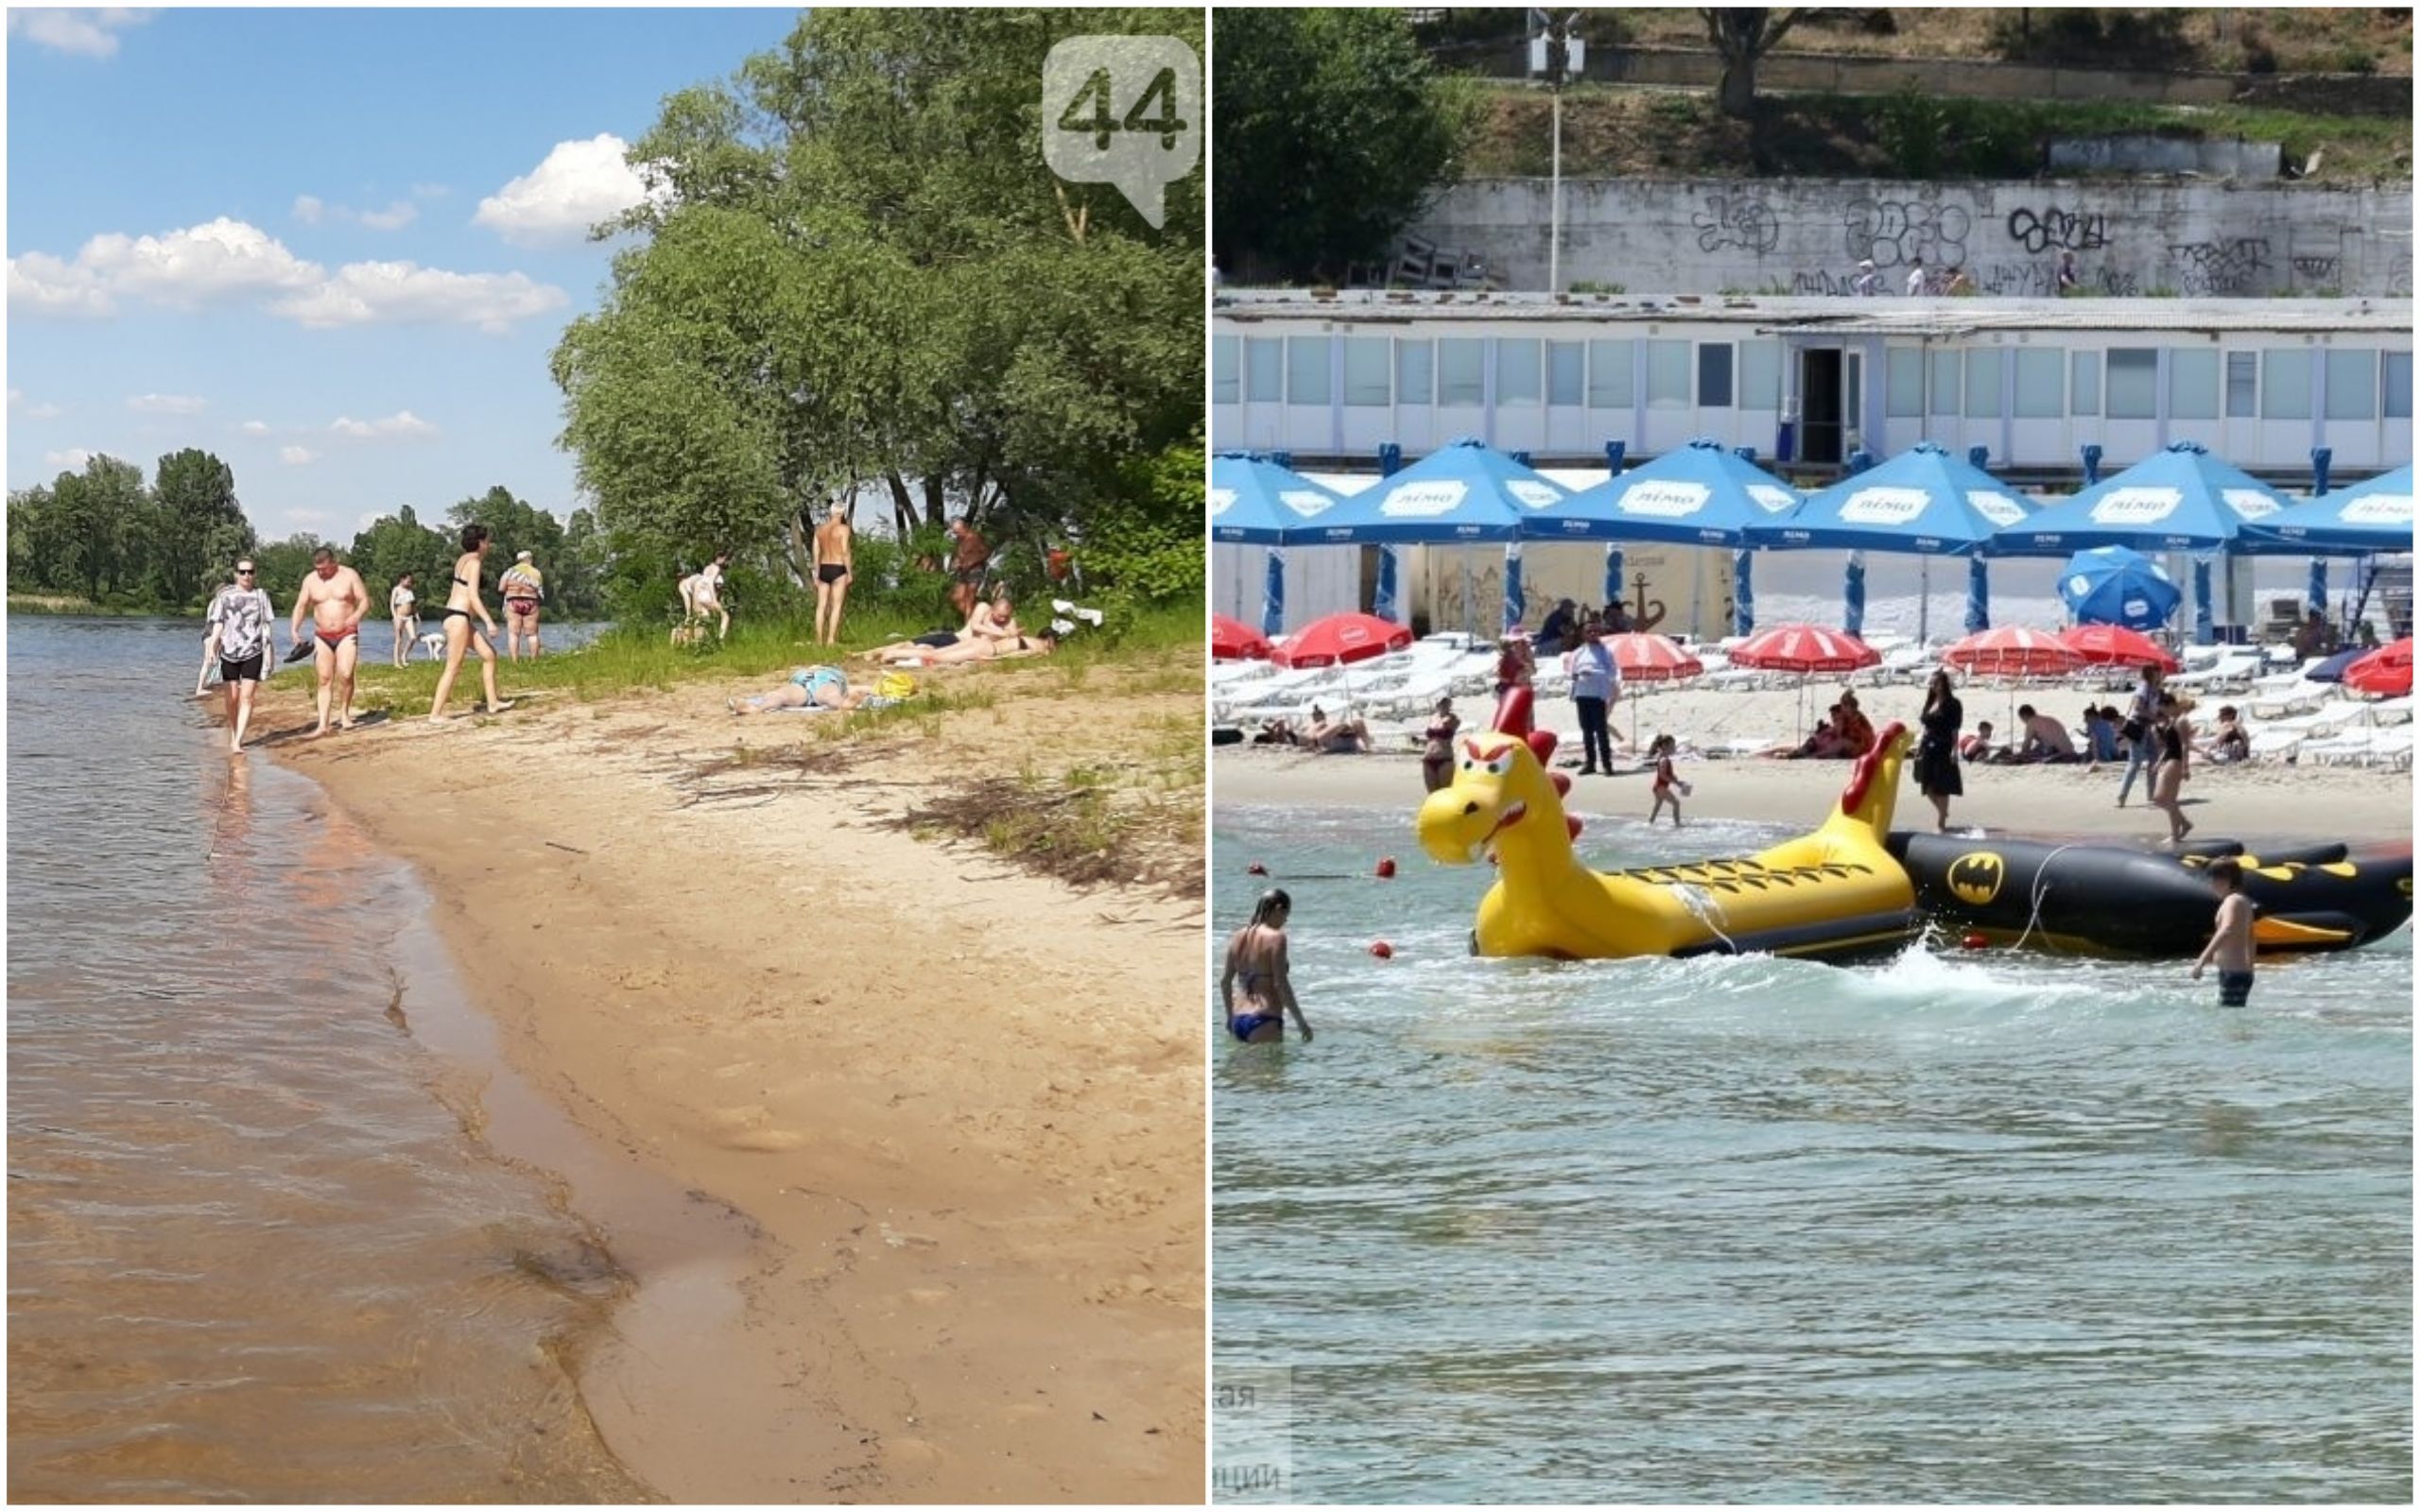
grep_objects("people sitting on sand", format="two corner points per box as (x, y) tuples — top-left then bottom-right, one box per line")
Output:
(1831, 690), (1875, 756)
(1779, 704), (1858, 760)
(2290, 610), (2341, 660)
(1535, 598), (1578, 657)
(1253, 717), (1301, 747)
(1305, 704), (1371, 754)
(2014, 705), (2081, 763)
(729, 664), (873, 714)
(2081, 704), (2122, 767)
(2200, 705), (2251, 765)
(868, 591), (1031, 662)
(1959, 721), (1997, 762)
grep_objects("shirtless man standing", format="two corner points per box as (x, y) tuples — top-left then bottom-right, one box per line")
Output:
(2189, 857), (2257, 1006)
(289, 546), (368, 736)
(813, 503), (854, 646)
(945, 516), (988, 621)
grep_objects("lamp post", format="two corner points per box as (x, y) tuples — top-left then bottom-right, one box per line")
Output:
(1529, 10), (1584, 295)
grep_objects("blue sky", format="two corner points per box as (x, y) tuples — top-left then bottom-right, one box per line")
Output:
(8, 6), (803, 543)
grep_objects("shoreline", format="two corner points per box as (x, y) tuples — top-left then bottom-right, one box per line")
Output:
(1214, 745), (2415, 844)
(263, 655), (1204, 1502)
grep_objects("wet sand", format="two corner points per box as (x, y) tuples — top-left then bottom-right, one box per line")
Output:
(262, 658), (1203, 1503)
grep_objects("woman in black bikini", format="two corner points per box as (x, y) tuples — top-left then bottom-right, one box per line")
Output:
(1420, 696), (1461, 793)
(428, 523), (515, 723)
(1219, 889), (1310, 1044)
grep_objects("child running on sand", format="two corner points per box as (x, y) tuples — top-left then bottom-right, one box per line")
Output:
(1647, 734), (1689, 826)
(2189, 857), (2256, 1005)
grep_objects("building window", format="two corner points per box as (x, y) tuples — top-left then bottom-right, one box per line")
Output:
(1496, 338), (1542, 404)
(1587, 340), (1634, 408)
(1287, 336), (1330, 406)
(1963, 349), (2003, 420)
(1547, 341), (1584, 406)
(1397, 340), (1434, 405)
(1245, 337), (1283, 404)
(2224, 352), (2257, 419)
(1739, 340), (1781, 410)
(2168, 348), (2218, 421)
(1438, 338), (1485, 407)
(2260, 349), (2312, 421)
(1885, 348), (1923, 418)
(1213, 336), (1238, 404)
(2105, 348), (2158, 420)
(1928, 349), (1961, 417)
(1341, 338), (1391, 407)
(1646, 339), (1691, 410)
(2385, 352), (2412, 420)
(2014, 349), (2063, 419)
(1697, 343), (1735, 408)
(2070, 351), (2100, 416)
(2325, 348), (2377, 421)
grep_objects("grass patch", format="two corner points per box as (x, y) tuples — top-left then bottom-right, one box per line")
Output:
(888, 772), (1199, 898)
(1463, 84), (2411, 182)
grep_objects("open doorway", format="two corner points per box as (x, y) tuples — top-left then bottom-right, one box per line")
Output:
(1800, 348), (1842, 464)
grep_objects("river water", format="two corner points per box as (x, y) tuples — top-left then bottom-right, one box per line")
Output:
(7, 614), (650, 1502)
(1212, 802), (2411, 1503)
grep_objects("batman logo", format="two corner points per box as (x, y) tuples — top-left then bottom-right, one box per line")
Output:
(1945, 850), (2006, 907)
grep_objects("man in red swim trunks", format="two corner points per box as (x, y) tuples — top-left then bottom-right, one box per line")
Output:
(289, 545), (369, 736)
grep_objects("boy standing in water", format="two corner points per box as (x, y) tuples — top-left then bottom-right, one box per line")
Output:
(2189, 858), (2256, 1005)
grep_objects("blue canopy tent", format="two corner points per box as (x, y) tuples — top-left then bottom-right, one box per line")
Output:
(1525, 438), (1799, 635)
(2236, 465), (2413, 556)
(1745, 440), (2037, 637)
(1305, 438), (1567, 635)
(1984, 441), (2295, 644)
(1210, 451), (1350, 635)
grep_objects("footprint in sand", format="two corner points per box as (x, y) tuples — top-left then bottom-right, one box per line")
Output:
(704, 1105), (806, 1152)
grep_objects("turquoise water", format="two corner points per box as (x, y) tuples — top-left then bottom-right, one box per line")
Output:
(1212, 803), (2412, 1503)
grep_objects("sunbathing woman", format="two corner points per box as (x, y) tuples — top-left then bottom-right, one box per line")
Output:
(729, 664), (870, 714)
(905, 628), (1057, 664)
(867, 593), (1016, 662)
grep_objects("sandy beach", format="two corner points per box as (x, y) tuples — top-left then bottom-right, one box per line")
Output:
(258, 653), (1203, 1503)
(1219, 675), (2413, 844)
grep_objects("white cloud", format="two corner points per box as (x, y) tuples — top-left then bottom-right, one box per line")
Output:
(9, 216), (569, 331)
(411, 182), (450, 200)
(356, 201), (419, 232)
(474, 134), (661, 247)
(44, 448), (96, 469)
(7, 9), (154, 59)
(28, 402), (64, 420)
(239, 420), (271, 436)
(280, 445), (318, 466)
(271, 261), (567, 333)
(128, 392), (205, 414)
(329, 409), (438, 440)
(291, 194), (326, 225)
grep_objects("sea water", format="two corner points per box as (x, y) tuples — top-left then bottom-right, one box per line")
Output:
(1211, 801), (2411, 1503)
(7, 615), (647, 1501)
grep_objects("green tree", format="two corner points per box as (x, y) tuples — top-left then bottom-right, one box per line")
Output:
(1212, 9), (1474, 283)
(253, 533), (325, 602)
(348, 504), (457, 617)
(556, 7), (1205, 614)
(1701, 8), (1806, 121)
(150, 448), (250, 608)
(45, 455), (150, 600)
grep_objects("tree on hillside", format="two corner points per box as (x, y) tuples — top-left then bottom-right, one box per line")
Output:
(1214, 8), (1474, 284)
(554, 7), (1203, 614)
(1701, 8), (1806, 120)
(151, 449), (251, 607)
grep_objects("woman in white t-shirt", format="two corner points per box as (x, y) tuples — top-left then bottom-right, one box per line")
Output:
(389, 573), (419, 666)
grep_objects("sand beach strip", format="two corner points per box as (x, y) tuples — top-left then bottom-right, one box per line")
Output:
(259, 652), (1203, 1503)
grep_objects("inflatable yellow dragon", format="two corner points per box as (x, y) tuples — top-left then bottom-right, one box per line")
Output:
(1415, 690), (1918, 960)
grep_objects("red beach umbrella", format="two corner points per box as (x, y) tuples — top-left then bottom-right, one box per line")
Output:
(2342, 637), (2413, 697)
(1600, 632), (1703, 684)
(1944, 625), (2084, 679)
(2057, 623), (2179, 674)
(1211, 613), (1271, 662)
(1727, 623), (1881, 675)
(1271, 611), (1415, 669)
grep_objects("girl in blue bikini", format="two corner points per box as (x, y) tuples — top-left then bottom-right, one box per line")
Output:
(1219, 889), (1312, 1044)
(728, 665), (867, 714)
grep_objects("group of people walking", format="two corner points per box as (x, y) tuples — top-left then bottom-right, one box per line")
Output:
(200, 524), (529, 749)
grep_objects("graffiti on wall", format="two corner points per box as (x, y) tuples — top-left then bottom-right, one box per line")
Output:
(1844, 198), (1970, 270)
(2167, 238), (2272, 296)
(1971, 261), (2058, 297)
(2289, 254), (2342, 287)
(1691, 193), (1781, 255)
(2005, 206), (2109, 254)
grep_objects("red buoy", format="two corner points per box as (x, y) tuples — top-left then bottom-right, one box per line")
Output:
(1247, 863), (1268, 875)
(1374, 857), (1397, 879)
(1961, 931), (1988, 951)
(1370, 940), (1394, 959)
